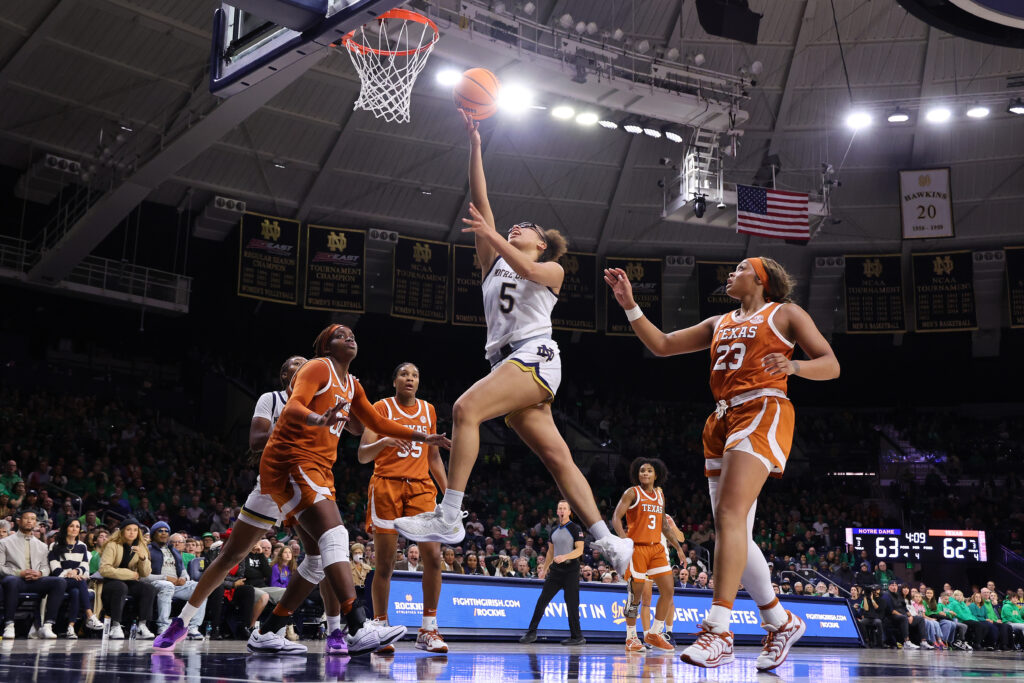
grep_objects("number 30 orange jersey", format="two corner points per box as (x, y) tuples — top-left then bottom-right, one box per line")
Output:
(708, 301), (794, 402)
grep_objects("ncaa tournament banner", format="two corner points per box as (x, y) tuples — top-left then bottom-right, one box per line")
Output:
(303, 225), (365, 313)
(553, 252), (597, 332)
(844, 254), (906, 333)
(900, 168), (954, 239)
(1006, 247), (1024, 328)
(376, 572), (861, 646)
(696, 261), (738, 320)
(912, 250), (977, 332)
(605, 257), (661, 336)
(392, 236), (450, 323)
(237, 212), (300, 304)
(452, 245), (485, 327)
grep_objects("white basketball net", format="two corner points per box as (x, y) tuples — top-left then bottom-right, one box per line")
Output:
(343, 11), (438, 124)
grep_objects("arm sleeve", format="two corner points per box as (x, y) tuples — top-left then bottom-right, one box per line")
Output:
(281, 361), (331, 423)
(350, 381), (423, 440)
(252, 392), (275, 421)
(48, 546), (64, 576)
(77, 543), (90, 575)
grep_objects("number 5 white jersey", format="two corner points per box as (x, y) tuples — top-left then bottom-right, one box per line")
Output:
(482, 256), (558, 358)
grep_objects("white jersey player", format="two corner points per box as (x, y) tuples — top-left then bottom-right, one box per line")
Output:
(394, 109), (634, 579)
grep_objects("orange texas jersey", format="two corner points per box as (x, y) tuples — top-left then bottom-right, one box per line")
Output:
(707, 301), (794, 403)
(625, 486), (664, 545)
(370, 397), (437, 481)
(263, 358), (425, 468)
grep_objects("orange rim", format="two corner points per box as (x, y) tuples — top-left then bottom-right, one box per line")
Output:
(341, 9), (439, 57)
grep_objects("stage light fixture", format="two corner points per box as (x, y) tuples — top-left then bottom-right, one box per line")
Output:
(845, 111), (872, 130)
(1008, 98), (1024, 115)
(887, 108), (909, 123)
(643, 127), (662, 138)
(598, 119), (618, 129)
(551, 105), (575, 120)
(575, 112), (599, 126)
(966, 105), (989, 119)
(623, 120), (643, 134)
(693, 195), (707, 218)
(662, 127), (683, 143)
(925, 106), (951, 123)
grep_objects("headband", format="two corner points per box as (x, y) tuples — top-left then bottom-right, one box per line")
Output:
(747, 257), (772, 298)
(315, 324), (342, 356)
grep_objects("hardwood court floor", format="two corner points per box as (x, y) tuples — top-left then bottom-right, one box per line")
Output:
(0, 638), (1021, 682)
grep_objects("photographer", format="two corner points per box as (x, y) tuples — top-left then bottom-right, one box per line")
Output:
(858, 585), (885, 648)
(519, 501), (586, 646)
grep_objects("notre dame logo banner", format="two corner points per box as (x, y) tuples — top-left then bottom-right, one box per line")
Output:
(899, 168), (954, 240)
(911, 250), (976, 332)
(843, 254), (906, 334)
(393, 236), (450, 323)
(452, 245), (486, 327)
(552, 252), (597, 332)
(304, 225), (365, 313)
(238, 212), (300, 305)
(604, 256), (662, 336)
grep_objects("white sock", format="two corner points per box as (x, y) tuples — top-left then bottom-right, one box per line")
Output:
(761, 602), (788, 628)
(327, 615), (341, 634)
(179, 603), (199, 627)
(440, 489), (464, 523)
(422, 615), (437, 631)
(626, 624), (637, 639)
(588, 521), (611, 541)
(666, 624), (673, 634)
(707, 605), (732, 633)
(651, 619), (665, 635)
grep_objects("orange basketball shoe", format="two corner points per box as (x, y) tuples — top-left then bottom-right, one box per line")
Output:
(625, 635), (646, 653)
(644, 631), (675, 652)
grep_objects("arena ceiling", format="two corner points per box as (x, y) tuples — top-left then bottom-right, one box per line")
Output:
(0, 0), (1022, 272)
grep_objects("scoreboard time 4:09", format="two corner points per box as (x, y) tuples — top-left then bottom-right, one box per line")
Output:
(845, 528), (988, 563)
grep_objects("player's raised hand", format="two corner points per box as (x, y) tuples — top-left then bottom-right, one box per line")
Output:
(425, 433), (452, 450)
(319, 400), (350, 429)
(461, 202), (496, 236)
(459, 108), (481, 146)
(603, 268), (637, 309)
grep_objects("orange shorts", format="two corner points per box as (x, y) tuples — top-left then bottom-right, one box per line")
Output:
(259, 458), (336, 523)
(702, 395), (795, 479)
(627, 543), (670, 581)
(365, 475), (437, 536)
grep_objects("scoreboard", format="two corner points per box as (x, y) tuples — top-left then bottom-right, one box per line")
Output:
(845, 528), (987, 563)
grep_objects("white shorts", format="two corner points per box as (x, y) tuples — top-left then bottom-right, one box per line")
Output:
(491, 336), (562, 399)
(238, 476), (283, 530)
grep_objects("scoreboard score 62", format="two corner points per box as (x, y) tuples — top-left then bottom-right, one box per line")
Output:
(845, 528), (987, 563)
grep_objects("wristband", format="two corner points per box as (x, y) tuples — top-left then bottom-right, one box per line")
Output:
(624, 305), (644, 322)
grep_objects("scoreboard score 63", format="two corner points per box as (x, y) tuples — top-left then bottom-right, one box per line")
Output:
(845, 528), (987, 563)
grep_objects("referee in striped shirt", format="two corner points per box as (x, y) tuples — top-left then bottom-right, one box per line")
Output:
(520, 500), (586, 645)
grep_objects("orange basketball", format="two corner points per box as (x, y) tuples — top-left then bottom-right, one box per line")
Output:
(453, 68), (500, 120)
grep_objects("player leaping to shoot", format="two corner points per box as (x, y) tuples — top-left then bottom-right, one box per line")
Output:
(394, 110), (633, 576)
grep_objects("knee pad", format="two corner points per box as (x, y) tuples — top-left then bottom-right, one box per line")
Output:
(318, 526), (350, 568)
(625, 582), (639, 618)
(297, 554), (325, 584)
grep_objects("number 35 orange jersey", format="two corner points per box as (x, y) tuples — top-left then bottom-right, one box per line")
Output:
(370, 397), (437, 481)
(707, 301), (794, 403)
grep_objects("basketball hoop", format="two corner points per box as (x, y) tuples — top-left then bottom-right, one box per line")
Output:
(341, 9), (439, 124)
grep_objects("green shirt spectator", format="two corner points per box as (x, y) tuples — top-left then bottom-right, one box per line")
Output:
(873, 563), (895, 587)
(89, 549), (102, 574)
(968, 601), (988, 621)
(948, 595), (976, 622)
(983, 601), (1000, 622)
(1001, 601), (1023, 624)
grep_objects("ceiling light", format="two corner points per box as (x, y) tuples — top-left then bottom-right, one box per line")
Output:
(598, 119), (618, 129)
(522, 2), (535, 15)
(497, 84), (534, 114)
(494, 2), (505, 13)
(273, 160), (286, 169)
(662, 127), (683, 143)
(612, 28), (624, 41)
(575, 21), (586, 34)
(887, 108), (910, 123)
(586, 22), (598, 35)
(643, 127), (661, 138)
(1009, 98), (1024, 115)
(692, 53), (705, 66)
(118, 122), (133, 132)
(559, 13), (573, 29)
(623, 122), (643, 134)
(845, 111), (871, 130)
(925, 106), (951, 123)
(966, 105), (989, 119)
(436, 68), (461, 86)
(750, 60), (763, 75)
(551, 105), (575, 120)
(575, 112), (599, 126)
(636, 40), (650, 54)
(665, 47), (680, 61)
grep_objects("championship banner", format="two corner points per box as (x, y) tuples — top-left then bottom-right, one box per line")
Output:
(237, 212), (300, 304)
(844, 254), (906, 333)
(912, 250), (977, 332)
(1007, 247), (1024, 328)
(374, 572), (862, 646)
(451, 245), (485, 327)
(900, 168), (954, 239)
(303, 225), (365, 312)
(696, 261), (738, 320)
(392, 236), (450, 323)
(553, 252), (597, 332)
(605, 257), (661, 335)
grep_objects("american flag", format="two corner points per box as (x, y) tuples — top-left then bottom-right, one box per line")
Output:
(736, 185), (809, 240)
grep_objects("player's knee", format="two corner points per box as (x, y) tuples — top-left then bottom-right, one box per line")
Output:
(318, 526), (350, 568)
(451, 396), (481, 427)
(715, 499), (748, 526)
(298, 554), (325, 584)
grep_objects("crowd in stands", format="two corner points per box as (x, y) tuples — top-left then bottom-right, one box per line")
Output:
(1, 381), (1022, 648)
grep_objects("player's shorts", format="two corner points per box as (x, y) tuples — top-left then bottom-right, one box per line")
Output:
(364, 475), (437, 536)
(702, 389), (795, 479)
(489, 336), (562, 400)
(238, 476), (283, 530)
(259, 459), (336, 523)
(627, 543), (671, 581)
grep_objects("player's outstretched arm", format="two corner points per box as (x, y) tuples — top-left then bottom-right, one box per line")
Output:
(462, 109), (497, 274)
(604, 267), (717, 356)
(462, 202), (563, 290)
(762, 304), (840, 381)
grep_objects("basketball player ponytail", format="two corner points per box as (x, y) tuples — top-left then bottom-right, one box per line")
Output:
(539, 229), (568, 263)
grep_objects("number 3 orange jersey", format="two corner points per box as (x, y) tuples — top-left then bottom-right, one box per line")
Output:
(708, 301), (794, 402)
(625, 486), (664, 545)
(370, 397), (437, 481)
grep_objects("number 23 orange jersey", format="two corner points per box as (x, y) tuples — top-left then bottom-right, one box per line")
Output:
(370, 397), (437, 481)
(708, 301), (794, 403)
